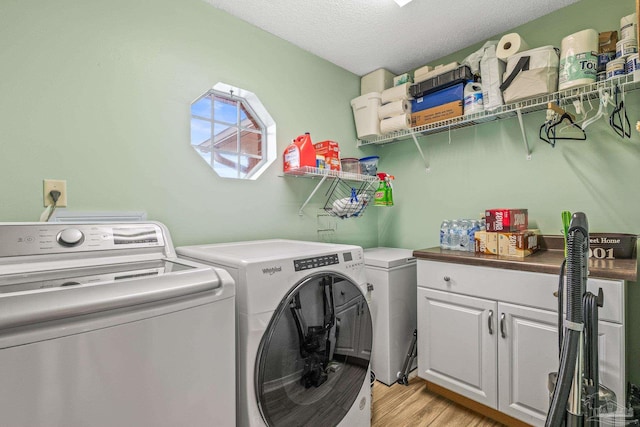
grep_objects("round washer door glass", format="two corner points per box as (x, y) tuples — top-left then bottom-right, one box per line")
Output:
(256, 273), (372, 426)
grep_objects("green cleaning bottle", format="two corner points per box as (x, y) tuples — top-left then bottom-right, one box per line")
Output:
(374, 173), (388, 206)
(386, 174), (394, 206)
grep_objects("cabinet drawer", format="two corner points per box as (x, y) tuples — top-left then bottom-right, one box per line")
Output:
(417, 260), (623, 324)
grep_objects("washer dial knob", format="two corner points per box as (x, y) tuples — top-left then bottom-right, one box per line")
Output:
(57, 228), (84, 247)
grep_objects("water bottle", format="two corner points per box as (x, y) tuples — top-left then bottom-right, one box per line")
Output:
(468, 220), (479, 252)
(440, 220), (450, 250)
(449, 220), (461, 250)
(459, 220), (470, 251)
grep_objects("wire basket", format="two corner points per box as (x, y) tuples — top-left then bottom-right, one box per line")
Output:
(323, 179), (375, 219)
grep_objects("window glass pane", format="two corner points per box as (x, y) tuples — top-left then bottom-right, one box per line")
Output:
(214, 97), (237, 124)
(240, 130), (262, 156)
(191, 96), (211, 119)
(239, 155), (260, 178)
(214, 126), (238, 152)
(240, 104), (259, 130)
(190, 118), (211, 147)
(213, 152), (239, 178)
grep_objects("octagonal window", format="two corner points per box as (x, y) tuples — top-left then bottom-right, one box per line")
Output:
(190, 83), (276, 180)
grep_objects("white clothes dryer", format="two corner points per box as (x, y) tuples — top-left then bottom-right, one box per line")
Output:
(177, 239), (372, 427)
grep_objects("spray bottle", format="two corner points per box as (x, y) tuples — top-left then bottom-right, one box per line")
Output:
(374, 173), (395, 206)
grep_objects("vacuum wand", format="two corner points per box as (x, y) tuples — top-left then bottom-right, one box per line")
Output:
(546, 212), (589, 427)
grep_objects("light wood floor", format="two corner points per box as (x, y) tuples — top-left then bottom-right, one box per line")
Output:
(372, 377), (505, 427)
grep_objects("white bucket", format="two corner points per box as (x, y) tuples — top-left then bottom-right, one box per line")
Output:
(620, 13), (637, 41)
(626, 53), (640, 73)
(351, 92), (382, 140)
(616, 38), (637, 59)
(606, 58), (626, 79)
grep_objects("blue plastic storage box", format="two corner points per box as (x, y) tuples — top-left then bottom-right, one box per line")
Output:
(411, 82), (466, 113)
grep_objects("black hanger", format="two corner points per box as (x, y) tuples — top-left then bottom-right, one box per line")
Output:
(539, 107), (586, 147)
(609, 86), (630, 138)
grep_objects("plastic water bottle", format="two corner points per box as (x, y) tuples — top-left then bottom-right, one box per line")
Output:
(440, 220), (450, 250)
(449, 220), (461, 250)
(459, 220), (470, 251)
(467, 220), (479, 252)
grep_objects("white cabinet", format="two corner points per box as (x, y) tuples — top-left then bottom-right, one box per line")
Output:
(335, 295), (372, 360)
(418, 288), (497, 407)
(417, 259), (626, 427)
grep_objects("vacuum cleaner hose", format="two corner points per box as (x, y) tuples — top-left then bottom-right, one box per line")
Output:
(545, 213), (588, 427)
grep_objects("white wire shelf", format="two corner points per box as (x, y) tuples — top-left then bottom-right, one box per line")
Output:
(357, 72), (640, 147)
(283, 166), (379, 182)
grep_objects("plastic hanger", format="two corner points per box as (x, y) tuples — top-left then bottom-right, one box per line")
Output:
(582, 87), (615, 130)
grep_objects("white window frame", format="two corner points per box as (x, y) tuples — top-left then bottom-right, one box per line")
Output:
(190, 82), (276, 180)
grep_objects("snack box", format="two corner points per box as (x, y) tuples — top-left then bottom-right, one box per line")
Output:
(314, 140), (341, 171)
(485, 232), (499, 255)
(485, 209), (528, 232)
(497, 230), (540, 258)
(474, 230), (488, 254)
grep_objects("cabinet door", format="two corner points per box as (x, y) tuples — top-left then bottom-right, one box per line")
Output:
(497, 303), (558, 427)
(417, 288), (498, 408)
(334, 298), (360, 358)
(357, 298), (373, 360)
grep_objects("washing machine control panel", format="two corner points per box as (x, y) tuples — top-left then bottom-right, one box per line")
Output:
(293, 254), (339, 271)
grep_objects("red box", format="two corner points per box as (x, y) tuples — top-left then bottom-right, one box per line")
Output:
(314, 140), (341, 171)
(485, 209), (528, 232)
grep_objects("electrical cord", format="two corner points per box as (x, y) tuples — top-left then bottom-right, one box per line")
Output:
(39, 190), (61, 222)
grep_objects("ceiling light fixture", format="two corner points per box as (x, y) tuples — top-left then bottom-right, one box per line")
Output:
(393, 0), (413, 6)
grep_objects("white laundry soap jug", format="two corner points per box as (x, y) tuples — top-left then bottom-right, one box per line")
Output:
(463, 82), (484, 115)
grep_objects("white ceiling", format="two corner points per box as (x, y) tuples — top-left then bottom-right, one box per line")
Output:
(204, 0), (579, 76)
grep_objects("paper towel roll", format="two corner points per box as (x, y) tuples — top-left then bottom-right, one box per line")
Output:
(381, 83), (411, 104)
(378, 100), (410, 119)
(380, 114), (411, 134)
(559, 29), (598, 90)
(496, 33), (530, 60)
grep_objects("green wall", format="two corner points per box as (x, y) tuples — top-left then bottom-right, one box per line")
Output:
(1, 0), (638, 391)
(0, 0), (378, 248)
(374, 0), (640, 385)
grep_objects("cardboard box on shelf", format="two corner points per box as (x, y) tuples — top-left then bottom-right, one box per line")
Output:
(486, 232), (498, 255)
(410, 101), (463, 127)
(474, 230), (488, 254)
(497, 230), (540, 258)
(485, 209), (528, 232)
(411, 83), (465, 113)
(314, 140), (341, 171)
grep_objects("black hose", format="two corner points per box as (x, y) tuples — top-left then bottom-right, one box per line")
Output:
(557, 258), (566, 355)
(546, 330), (581, 427)
(545, 214), (588, 427)
(583, 291), (599, 419)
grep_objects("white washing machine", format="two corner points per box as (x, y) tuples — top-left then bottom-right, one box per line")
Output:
(0, 222), (236, 427)
(177, 239), (372, 427)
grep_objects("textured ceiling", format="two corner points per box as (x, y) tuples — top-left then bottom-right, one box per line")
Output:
(204, 0), (579, 76)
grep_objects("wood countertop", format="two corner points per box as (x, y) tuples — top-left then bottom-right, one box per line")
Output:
(413, 239), (638, 282)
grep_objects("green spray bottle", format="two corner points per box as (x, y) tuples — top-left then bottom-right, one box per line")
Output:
(374, 173), (394, 206)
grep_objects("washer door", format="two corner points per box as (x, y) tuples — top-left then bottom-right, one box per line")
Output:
(255, 272), (372, 426)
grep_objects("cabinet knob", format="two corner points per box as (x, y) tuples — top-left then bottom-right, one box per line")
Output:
(443, 276), (451, 282)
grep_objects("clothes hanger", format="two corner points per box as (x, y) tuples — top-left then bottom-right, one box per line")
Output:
(582, 87), (615, 130)
(609, 85), (631, 138)
(539, 103), (586, 147)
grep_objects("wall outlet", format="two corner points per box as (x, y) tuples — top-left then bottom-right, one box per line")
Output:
(43, 179), (67, 207)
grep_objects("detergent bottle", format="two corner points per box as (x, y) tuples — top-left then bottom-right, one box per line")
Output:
(283, 132), (316, 173)
(385, 174), (394, 206)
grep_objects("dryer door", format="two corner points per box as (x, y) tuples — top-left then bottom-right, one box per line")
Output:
(255, 272), (372, 426)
